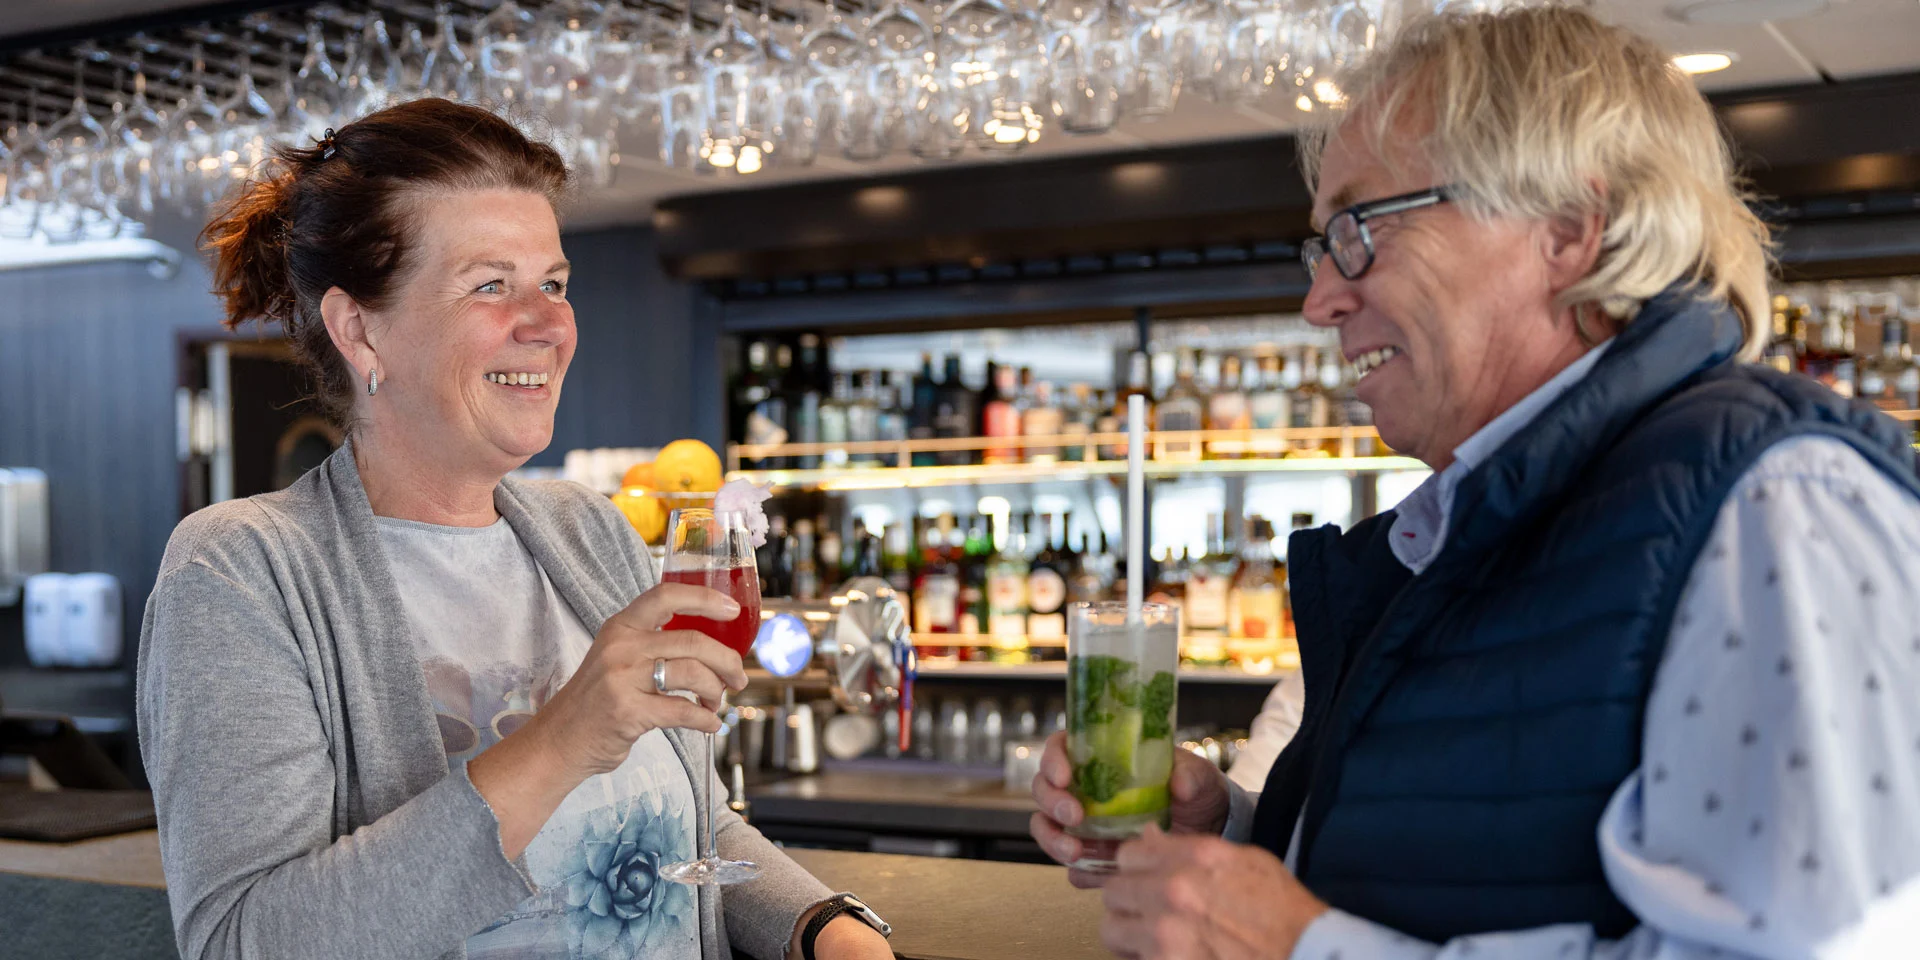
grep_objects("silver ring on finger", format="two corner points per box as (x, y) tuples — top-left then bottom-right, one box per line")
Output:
(652, 657), (672, 695)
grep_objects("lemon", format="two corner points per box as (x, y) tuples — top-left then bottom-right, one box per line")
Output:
(611, 486), (668, 544)
(652, 439), (723, 494)
(1082, 784), (1170, 819)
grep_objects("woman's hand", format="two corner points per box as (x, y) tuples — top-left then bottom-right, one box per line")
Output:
(469, 582), (749, 858)
(533, 581), (751, 779)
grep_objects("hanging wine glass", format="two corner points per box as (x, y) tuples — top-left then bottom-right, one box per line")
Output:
(422, 3), (479, 102)
(748, 0), (812, 169)
(700, 1), (765, 173)
(163, 46), (227, 212)
(218, 53), (277, 181)
(1124, 5), (1185, 120)
(293, 17), (345, 136)
(973, 5), (1046, 153)
(344, 13), (403, 117)
(532, 0), (601, 116)
(2, 91), (54, 240)
(1046, 0), (1131, 134)
(863, 0), (932, 155)
(395, 15), (431, 97)
(802, 0), (864, 159)
(657, 4), (708, 169)
(906, 41), (969, 161)
(42, 60), (113, 243)
(475, 1), (539, 111)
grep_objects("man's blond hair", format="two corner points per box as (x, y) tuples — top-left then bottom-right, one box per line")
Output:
(1299, 7), (1773, 358)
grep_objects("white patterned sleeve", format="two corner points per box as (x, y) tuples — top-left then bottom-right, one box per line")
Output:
(1288, 435), (1920, 960)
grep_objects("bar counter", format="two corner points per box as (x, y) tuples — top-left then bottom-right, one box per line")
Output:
(0, 829), (1107, 960)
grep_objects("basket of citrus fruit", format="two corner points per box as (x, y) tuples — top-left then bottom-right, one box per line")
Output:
(609, 439), (724, 544)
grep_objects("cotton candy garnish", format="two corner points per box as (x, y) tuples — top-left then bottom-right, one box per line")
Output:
(714, 479), (773, 547)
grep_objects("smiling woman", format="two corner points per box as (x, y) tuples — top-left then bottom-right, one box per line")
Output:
(140, 99), (892, 960)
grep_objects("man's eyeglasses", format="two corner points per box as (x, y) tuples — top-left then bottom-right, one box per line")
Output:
(1301, 185), (1457, 282)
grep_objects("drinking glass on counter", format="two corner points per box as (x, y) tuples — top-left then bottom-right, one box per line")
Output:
(658, 506), (764, 887)
(1064, 600), (1179, 873)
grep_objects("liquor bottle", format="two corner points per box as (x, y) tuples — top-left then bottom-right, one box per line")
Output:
(981, 361), (1023, 464)
(910, 354), (940, 467)
(1227, 516), (1284, 671)
(1025, 513), (1069, 647)
(1146, 546), (1188, 630)
(1105, 351), (1152, 460)
(1247, 354), (1287, 458)
(747, 341), (794, 467)
(848, 525), (883, 578)
(792, 334), (826, 468)
(1066, 529), (1105, 607)
(817, 519), (844, 589)
(1183, 514), (1234, 664)
(1207, 354), (1253, 459)
(1154, 349), (1205, 462)
(1802, 292), (1857, 398)
(913, 515), (962, 659)
(791, 518), (821, 601)
(1059, 383), (1095, 462)
(1287, 345), (1333, 457)
(1762, 295), (1801, 375)
(876, 371), (910, 466)
(960, 515), (993, 641)
(820, 372), (851, 466)
(986, 514), (1032, 663)
(733, 340), (774, 466)
(1023, 380), (1065, 463)
(757, 514), (791, 597)
(883, 521), (914, 598)
(847, 371), (881, 466)
(935, 354), (977, 466)
(1860, 304), (1920, 409)
(1321, 354), (1374, 457)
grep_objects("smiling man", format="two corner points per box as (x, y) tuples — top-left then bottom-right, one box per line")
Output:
(1029, 8), (1920, 959)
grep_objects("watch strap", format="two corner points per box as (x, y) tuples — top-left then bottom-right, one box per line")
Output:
(800, 899), (852, 960)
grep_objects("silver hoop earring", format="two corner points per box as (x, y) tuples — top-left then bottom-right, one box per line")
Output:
(367, 368), (379, 396)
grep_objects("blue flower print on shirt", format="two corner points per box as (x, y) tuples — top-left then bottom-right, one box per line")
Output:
(559, 792), (696, 957)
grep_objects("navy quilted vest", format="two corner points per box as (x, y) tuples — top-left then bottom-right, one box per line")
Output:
(1249, 287), (1920, 941)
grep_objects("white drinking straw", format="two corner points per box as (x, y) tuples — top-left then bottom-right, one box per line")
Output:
(1126, 393), (1145, 625)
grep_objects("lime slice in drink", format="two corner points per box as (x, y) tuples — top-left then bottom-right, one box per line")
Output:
(1082, 783), (1170, 819)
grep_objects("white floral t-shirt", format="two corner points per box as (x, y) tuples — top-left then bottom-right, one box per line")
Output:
(378, 516), (702, 960)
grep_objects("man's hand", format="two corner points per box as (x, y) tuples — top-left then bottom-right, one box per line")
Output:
(1096, 825), (1328, 960)
(1030, 732), (1233, 888)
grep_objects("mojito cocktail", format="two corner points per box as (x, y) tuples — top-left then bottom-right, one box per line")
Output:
(1066, 601), (1179, 873)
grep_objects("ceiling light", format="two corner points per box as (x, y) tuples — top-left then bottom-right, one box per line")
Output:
(1672, 52), (1736, 75)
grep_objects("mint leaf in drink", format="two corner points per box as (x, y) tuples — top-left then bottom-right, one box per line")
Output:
(1073, 757), (1123, 804)
(1139, 671), (1177, 740)
(1069, 655), (1134, 729)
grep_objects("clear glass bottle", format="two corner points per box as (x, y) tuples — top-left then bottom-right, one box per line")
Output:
(1026, 513), (1069, 646)
(1287, 345), (1332, 457)
(790, 518), (820, 600)
(1207, 354), (1252, 459)
(1023, 380), (1066, 463)
(819, 372), (851, 466)
(847, 370), (881, 466)
(1248, 353), (1288, 458)
(792, 334), (826, 468)
(1105, 352), (1152, 460)
(875, 371), (910, 465)
(1154, 349), (1205, 462)
(987, 514), (1032, 663)
(982, 361), (1023, 464)
(1227, 516), (1283, 671)
(1059, 383), (1096, 462)
(1183, 514), (1235, 664)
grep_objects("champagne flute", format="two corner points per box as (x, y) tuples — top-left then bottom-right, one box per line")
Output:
(658, 507), (764, 887)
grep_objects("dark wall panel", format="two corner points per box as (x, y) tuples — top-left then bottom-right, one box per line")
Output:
(0, 256), (219, 672)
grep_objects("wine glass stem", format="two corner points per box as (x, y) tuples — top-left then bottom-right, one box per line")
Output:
(702, 696), (725, 861)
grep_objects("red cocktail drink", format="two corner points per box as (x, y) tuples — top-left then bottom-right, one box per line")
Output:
(662, 564), (762, 656)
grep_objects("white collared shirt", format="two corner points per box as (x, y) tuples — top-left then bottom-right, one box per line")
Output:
(1223, 347), (1920, 960)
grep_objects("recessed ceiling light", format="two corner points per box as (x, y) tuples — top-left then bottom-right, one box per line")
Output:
(1671, 0), (1827, 25)
(1673, 51), (1736, 75)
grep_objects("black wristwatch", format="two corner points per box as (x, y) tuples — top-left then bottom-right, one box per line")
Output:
(801, 894), (891, 960)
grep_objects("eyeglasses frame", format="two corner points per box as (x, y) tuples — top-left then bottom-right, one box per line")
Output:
(1302, 185), (1458, 281)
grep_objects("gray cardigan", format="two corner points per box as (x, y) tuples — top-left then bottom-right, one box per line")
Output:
(136, 442), (833, 960)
